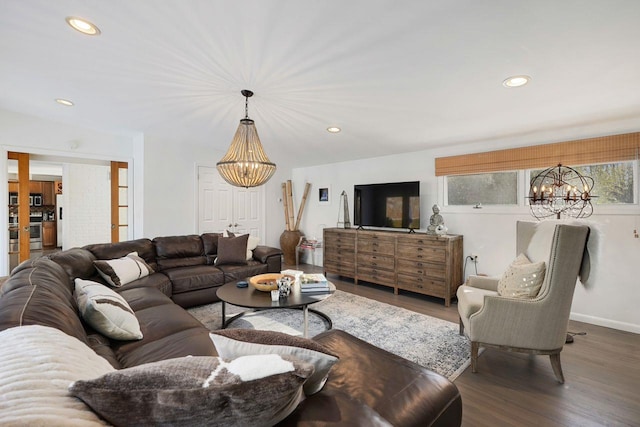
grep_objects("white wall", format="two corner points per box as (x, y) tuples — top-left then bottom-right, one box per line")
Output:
(141, 135), (293, 247)
(63, 163), (111, 248)
(0, 109), (138, 275)
(292, 143), (640, 334)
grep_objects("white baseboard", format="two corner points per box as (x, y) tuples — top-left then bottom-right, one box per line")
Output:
(570, 312), (640, 334)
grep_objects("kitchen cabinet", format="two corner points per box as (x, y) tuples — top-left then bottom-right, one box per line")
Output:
(42, 181), (55, 206)
(42, 221), (56, 248)
(29, 181), (43, 194)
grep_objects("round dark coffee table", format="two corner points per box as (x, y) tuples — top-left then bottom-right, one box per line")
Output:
(216, 280), (335, 338)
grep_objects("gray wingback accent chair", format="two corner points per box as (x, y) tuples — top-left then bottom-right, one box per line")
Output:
(457, 221), (590, 383)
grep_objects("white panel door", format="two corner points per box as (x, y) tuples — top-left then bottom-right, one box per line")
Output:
(197, 166), (264, 241)
(234, 187), (262, 237)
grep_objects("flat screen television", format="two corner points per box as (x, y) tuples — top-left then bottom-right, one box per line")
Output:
(354, 181), (420, 230)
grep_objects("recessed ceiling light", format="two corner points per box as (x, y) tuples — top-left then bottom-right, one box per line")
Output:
(503, 75), (531, 88)
(327, 127), (341, 133)
(65, 16), (101, 36)
(55, 98), (74, 106)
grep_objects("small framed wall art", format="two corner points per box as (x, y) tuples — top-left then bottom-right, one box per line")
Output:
(318, 186), (330, 205)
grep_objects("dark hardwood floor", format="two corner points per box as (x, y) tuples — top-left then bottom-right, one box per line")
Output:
(291, 263), (640, 427)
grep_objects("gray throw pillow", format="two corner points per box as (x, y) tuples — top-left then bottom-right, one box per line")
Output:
(69, 355), (314, 427)
(211, 329), (339, 395)
(215, 234), (249, 266)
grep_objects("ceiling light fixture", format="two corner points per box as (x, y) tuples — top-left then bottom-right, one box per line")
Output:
(55, 98), (74, 106)
(65, 16), (101, 36)
(528, 164), (595, 219)
(327, 127), (341, 133)
(216, 90), (276, 188)
(502, 75), (531, 88)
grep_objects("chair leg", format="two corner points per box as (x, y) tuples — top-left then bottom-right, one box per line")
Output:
(550, 352), (565, 384)
(459, 317), (464, 336)
(471, 341), (479, 373)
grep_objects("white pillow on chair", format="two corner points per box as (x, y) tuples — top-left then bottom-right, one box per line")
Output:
(497, 253), (545, 299)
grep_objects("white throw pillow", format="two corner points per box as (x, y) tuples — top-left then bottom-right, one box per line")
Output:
(246, 235), (260, 260)
(0, 325), (115, 426)
(75, 278), (143, 340)
(93, 251), (154, 287)
(497, 253), (546, 299)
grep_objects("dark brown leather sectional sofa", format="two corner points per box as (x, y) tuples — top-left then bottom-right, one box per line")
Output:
(0, 234), (462, 426)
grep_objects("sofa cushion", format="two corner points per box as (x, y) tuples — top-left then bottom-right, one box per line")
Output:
(211, 329), (339, 395)
(279, 388), (392, 427)
(113, 271), (172, 297)
(154, 235), (207, 270)
(312, 329), (462, 427)
(162, 265), (225, 294)
(110, 297), (217, 367)
(215, 234), (249, 266)
(94, 252), (154, 287)
(217, 260), (268, 282)
(48, 247), (97, 281)
(75, 278), (143, 341)
(69, 355), (314, 427)
(201, 232), (223, 256)
(85, 239), (157, 271)
(497, 253), (545, 299)
(0, 258), (89, 344)
(0, 325), (115, 426)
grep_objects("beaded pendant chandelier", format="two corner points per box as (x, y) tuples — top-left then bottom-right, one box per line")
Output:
(216, 90), (276, 188)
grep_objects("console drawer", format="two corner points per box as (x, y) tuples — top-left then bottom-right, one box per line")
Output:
(357, 266), (396, 286)
(358, 239), (395, 255)
(397, 259), (445, 279)
(357, 253), (395, 270)
(397, 273), (445, 297)
(396, 245), (445, 262)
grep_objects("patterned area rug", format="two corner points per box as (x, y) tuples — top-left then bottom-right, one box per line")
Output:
(187, 290), (472, 380)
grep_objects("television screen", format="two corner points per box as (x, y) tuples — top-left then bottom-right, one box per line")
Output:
(354, 181), (420, 229)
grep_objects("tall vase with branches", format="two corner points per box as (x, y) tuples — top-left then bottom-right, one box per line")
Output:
(280, 180), (311, 265)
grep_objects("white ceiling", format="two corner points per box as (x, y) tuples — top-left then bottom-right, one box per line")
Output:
(1, 1), (640, 167)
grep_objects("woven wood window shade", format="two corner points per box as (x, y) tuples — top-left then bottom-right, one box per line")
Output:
(435, 132), (640, 176)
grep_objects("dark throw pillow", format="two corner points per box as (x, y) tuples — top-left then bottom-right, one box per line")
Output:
(215, 234), (249, 266)
(69, 355), (313, 427)
(210, 329), (339, 395)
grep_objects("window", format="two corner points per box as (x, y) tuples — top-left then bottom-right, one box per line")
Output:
(446, 172), (518, 206)
(530, 161), (636, 205)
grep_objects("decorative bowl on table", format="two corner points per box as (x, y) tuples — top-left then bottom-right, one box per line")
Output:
(249, 273), (294, 292)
